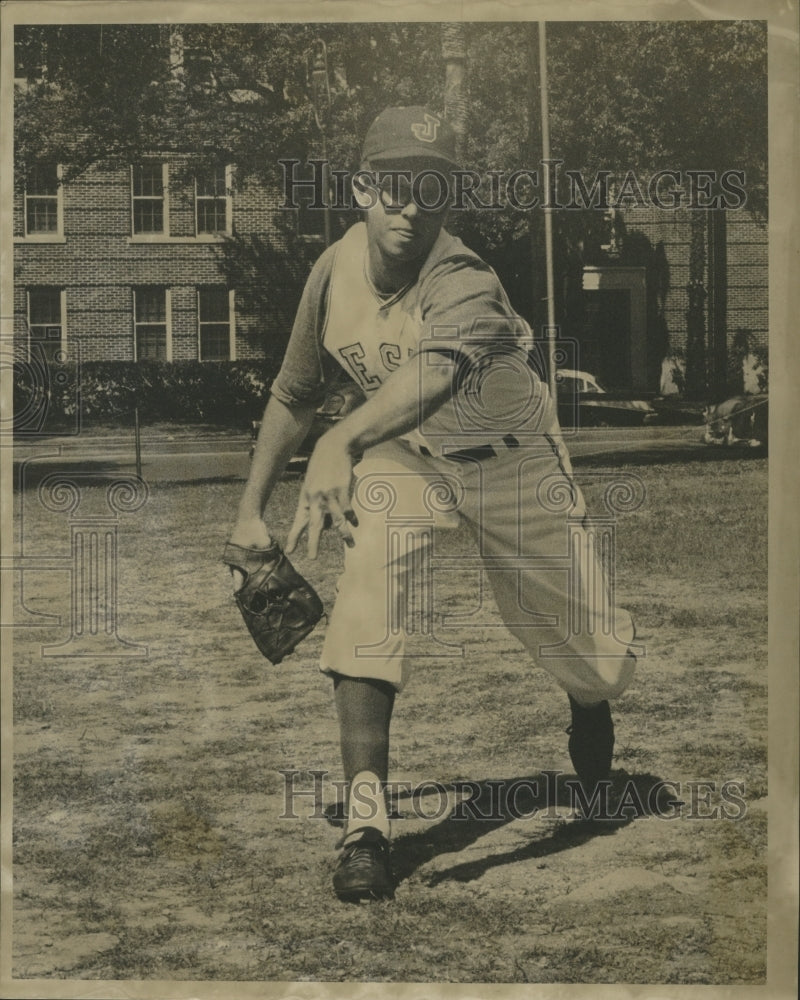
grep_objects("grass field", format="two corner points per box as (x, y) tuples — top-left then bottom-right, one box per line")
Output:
(11, 441), (768, 984)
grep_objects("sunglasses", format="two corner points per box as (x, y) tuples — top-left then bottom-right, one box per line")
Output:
(359, 170), (451, 214)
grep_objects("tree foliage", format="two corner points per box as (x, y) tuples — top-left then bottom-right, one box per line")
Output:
(16, 20), (766, 197)
(545, 20), (767, 217)
(14, 22), (448, 185)
(15, 19), (767, 351)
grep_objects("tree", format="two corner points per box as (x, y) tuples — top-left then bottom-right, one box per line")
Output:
(442, 23), (468, 162)
(15, 20), (767, 390)
(14, 21), (448, 358)
(543, 21), (767, 396)
(15, 20), (767, 211)
(14, 23), (448, 185)
(544, 21), (766, 210)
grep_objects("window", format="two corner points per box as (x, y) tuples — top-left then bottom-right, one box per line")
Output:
(133, 287), (169, 360)
(14, 26), (45, 84)
(182, 26), (216, 91)
(169, 26), (215, 91)
(198, 287), (234, 361)
(132, 163), (168, 235)
(24, 164), (62, 236)
(27, 288), (65, 358)
(195, 166), (231, 235)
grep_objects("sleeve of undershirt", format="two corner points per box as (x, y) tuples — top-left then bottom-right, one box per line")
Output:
(269, 243), (339, 408)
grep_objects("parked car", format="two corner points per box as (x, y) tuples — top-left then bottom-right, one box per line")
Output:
(702, 394), (768, 449)
(555, 369), (657, 427)
(250, 380), (366, 460)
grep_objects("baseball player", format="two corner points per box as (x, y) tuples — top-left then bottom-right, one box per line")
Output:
(228, 107), (636, 902)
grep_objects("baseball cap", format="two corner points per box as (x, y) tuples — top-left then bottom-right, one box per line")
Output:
(362, 106), (460, 170)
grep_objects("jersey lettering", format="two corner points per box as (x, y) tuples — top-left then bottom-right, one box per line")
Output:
(338, 342), (383, 390)
(379, 342), (403, 372)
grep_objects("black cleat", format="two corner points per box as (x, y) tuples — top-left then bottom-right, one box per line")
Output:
(567, 694), (615, 790)
(333, 828), (394, 902)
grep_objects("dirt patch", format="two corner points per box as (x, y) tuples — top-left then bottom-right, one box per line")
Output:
(11, 458), (767, 984)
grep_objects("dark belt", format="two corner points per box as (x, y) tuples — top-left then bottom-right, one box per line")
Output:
(418, 434), (520, 463)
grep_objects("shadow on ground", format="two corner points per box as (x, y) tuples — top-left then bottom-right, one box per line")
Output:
(12, 459), (127, 491)
(573, 442), (766, 468)
(384, 771), (672, 886)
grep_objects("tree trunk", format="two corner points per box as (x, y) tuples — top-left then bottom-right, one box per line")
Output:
(441, 24), (467, 163)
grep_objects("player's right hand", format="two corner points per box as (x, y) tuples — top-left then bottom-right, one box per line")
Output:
(286, 429), (357, 559)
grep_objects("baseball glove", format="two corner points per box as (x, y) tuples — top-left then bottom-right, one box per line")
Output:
(222, 540), (324, 664)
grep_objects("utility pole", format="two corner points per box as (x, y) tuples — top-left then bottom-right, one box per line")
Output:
(538, 21), (558, 403)
(308, 39), (331, 247)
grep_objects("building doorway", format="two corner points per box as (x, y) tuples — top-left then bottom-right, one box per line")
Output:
(582, 266), (647, 391)
(581, 289), (631, 388)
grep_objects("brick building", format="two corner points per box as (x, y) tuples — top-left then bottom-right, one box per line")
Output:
(566, 201), (768, 396)
(12, 156), (328, 366)
(12, 23), (768, 401)
(12, 158), (768, 398)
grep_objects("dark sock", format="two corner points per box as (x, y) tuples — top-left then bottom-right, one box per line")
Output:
(333, 673), (395, 783)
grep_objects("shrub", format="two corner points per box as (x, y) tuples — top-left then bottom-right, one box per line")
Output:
(13, 359), (278, 432)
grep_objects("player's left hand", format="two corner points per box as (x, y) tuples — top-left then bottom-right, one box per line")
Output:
(286, 429), (358, 559)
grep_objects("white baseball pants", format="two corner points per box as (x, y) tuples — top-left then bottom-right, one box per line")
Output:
(319, 428), (636, 705)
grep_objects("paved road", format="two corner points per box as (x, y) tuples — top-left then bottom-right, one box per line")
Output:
(10, 430), (249, 485)
(7, 423), (724, 487)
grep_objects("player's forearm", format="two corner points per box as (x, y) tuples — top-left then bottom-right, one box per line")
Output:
(327, 355), (456, 456)
(236, 395), (317, 522)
